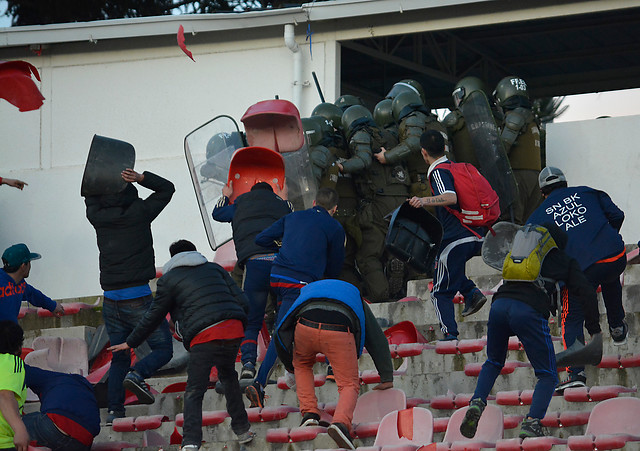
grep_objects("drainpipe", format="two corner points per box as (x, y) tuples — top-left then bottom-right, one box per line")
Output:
(284, 24), (302, 108)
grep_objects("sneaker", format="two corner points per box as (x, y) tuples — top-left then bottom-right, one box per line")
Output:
(326, 365), (335, 382)
(123, 371), (155, 405)
(245, 381), (265, 408)
(300, 412), (320, 427)
(180, 445), (200, 451)
(555, 371), (587, 393)
(610, 320), (628, 346)
(240, 362), (256, 380)
(237, 430), (256, 444)
(439, 333), (458, 341)
(105, 410), (124, 426)
(462, 290), (487, 317)
(459, 398), (486, 438)
(327, 422), (355, 450)
(283, 370), (297, 390)
(519, 417), (545, 438)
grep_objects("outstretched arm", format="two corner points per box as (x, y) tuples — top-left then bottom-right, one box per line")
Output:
(0, 177), (28, 190)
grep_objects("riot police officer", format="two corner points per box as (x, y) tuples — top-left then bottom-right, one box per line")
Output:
(342, 105), (410, 302)
(386, 79), (427, 105)
(302, 116), (333, 185)
(334, 94), (365, 112)
(375, 90), (447, 199)
(494, 76), (542, 224)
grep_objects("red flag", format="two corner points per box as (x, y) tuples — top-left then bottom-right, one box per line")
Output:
(177, 25), (195, 62)
(0, 60), (45, 112)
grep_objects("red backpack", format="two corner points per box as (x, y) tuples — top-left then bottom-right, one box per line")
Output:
(429, 161), (500, 237)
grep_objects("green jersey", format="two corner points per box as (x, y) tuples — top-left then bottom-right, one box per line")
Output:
(0, 353), (26, 449)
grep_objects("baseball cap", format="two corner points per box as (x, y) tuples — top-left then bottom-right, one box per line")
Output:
(538, 166), (567, 189)
(2, 243), (41, 268)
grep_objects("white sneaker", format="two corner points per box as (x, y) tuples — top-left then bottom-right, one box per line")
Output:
(284, 370), (297, 390)
(180, 445), (200, 451)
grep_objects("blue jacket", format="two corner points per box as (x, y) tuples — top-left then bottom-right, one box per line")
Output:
(527, 186), (624, 270)
(0, 269), (56, 322)
(255, 206), (345, 282)
(274, 279), (393, 383)
(25, 365), (101, 437)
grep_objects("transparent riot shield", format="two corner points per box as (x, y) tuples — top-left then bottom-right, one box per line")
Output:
(481, 221), (520, 270)
(460, 90), (518, 216)
(184, 115), (245, 250)
(241, 99), (317, 211)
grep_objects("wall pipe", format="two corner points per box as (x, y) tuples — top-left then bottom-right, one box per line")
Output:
(284, 24), (302, 108)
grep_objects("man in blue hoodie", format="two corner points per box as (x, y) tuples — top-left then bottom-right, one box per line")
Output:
(528, 166), (626, 391)
(0, 243), (64, 322)
(245, 187), (345, 408)
(23, 365), (101, 451)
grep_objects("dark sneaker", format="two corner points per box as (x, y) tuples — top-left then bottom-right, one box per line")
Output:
(610, 320), (628, 346)
(105, 410), (125, 426)
(439, 333), (458, 341)
(328, 422), (355, 450)
(459, 398), (486, 438)
(326, 365), (335, 382)
(237, 430), (256, 444)
(240, 362), (256, 380)
(519, 417), (545, 438)
(462, 290), (487, 317)
(555, 371), (587, 394)
(123, 371), (155, 405)
(300, 412), (320, 427)
(245, 381), (265, 408)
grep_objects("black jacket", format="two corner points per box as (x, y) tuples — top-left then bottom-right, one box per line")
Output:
(85, 172), (174, 290)
(126, 251), (249, 351)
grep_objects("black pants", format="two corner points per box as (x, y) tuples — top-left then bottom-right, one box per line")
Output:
(182, 339), (250, 447)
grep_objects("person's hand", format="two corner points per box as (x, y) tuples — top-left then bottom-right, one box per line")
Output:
(275, 180), (288, 200)
(53, 303), (65, 318)
(13, 422), (29, 451)
(375, 147), (387, 164)
(108, 342), (131, 353)
(408, 196), (424, 208)
(373, 381), (394, 390)
(121, 168), (143, 183)
(222, 181), (233, 198)
(337, 163), (344, 173)
(2, 178), (28, 190)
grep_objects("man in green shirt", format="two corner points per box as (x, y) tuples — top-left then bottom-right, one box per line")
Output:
(0, 321), (27, 451)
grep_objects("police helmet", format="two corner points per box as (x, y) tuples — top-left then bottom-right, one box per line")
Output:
(373, 99), (394, 128)
(312, 102), (343, 130)
(302, 116), (333, 147)
(538, 166), (566, 190)
(206, 132), (235, 160)
(341, 105), (374, 139)
(493, 76), (529, 107)
(386, 79), (426, 104)
(334, 94), (365, 112)
(451, 76), (488, 108)
(392, 90), (423, 122)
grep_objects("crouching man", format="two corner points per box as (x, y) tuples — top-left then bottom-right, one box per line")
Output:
(109, 240), (254, 450)
(274, 279), (394, 450)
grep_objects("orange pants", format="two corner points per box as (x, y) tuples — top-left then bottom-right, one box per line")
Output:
(292, 322), (360, 428)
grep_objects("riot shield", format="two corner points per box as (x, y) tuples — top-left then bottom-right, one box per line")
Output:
(556, 332), (603, 367)
(81, 135), (135, 197)
(184, 115), (245, 250)
(227, 146), (285, 202)
(385, 202), (443, 274)
(460, 90), (518, 216)
(241, 99), (316, 211)
(481, 221), (520, 270)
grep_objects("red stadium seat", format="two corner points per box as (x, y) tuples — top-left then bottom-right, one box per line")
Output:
(289, 425), (326, 442)
(559, 410), (590, 427)
(503, 414), (524, 430)
(374, 407), (434, 447)
(175, 410), (228, 427)
(265, 427), (290, 443)
(353, 389), (407, 424)
(441, 404), (504, 450)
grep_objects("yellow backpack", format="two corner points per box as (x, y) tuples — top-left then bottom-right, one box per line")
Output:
(502, 224), (557, 286)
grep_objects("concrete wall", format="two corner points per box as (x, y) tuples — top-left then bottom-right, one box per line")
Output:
(0, 24), (337, 299)
(546, 115), (640, 245)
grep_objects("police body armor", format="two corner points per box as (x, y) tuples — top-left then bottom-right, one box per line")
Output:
(443, 110), (481, 168)
(500, 107), (541, 171)
(459, 89), (518, 216)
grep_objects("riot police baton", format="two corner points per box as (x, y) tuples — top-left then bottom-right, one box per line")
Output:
(312, 71), (325, 103)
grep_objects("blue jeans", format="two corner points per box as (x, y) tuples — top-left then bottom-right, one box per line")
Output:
(23, 412), (91, 451)
(102, 295), (173, 414)
(473, 297), (558, 419)
(182, 339), (250, 446)
(240, 258), (275, 366)
(255, 277), (305, 387)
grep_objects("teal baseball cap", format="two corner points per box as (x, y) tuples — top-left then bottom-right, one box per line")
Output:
(2, 243), (41, 268)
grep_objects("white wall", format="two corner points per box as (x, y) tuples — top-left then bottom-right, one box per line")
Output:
(0, 25), (334, 299)
(546, 115), (640, 245)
